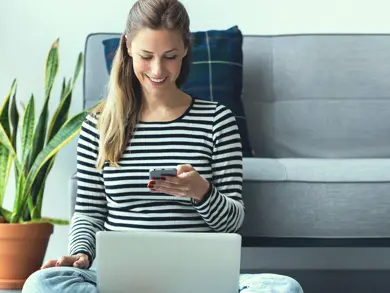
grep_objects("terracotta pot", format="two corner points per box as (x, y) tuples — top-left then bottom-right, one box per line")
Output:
(0, 222), (54, 289)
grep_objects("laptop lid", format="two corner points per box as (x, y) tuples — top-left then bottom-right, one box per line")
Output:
(96, 231), (242, 293)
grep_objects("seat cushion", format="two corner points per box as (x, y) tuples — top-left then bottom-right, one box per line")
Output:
(241, 158), (390, 238)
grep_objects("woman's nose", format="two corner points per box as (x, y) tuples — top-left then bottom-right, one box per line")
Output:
(150, 59), (163, 77)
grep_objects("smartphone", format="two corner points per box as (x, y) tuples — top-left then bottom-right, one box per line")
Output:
(149, 168), (177, 179)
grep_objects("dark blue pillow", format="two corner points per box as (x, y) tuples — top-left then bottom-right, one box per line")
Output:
(102, 38), (120, 73)
(182, 26), (253, 157)
(102, 26), (253, 157)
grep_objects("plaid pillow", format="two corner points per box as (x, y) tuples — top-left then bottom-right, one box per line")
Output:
(182, 26), (253, 157)
(102, 38), (120, 73)
(102, 26), (253, 157)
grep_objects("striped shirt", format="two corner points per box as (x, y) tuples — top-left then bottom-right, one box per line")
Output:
(68, 98), (245, 263)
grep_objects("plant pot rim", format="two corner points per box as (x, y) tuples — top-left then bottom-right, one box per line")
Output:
(0, 221), (54, 239)
(0, 222), (54, 226)
(0, 216), (55, 227)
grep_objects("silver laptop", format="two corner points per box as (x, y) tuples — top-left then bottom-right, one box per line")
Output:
(95, 231), (242, 293)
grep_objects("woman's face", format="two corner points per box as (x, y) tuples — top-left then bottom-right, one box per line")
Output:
(127, 28), (188, 95)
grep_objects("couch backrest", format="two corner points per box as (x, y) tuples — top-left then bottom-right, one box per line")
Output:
(84, 33), (390, 159)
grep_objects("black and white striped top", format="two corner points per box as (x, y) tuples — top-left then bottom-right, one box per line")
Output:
(68, 98), (245, 262)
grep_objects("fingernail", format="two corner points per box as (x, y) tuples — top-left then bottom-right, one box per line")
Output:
(56, 262), (59, 266)
(149, 180), (156, 184)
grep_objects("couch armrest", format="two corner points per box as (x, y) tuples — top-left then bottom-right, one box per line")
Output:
(69, 172), (77, 218)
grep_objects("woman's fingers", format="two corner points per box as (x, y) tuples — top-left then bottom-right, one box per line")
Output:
(73, 254), (90, 269)
(56, 255), (78, 267)
(40, 253), (89, 270)
(40, 260), (58, 269)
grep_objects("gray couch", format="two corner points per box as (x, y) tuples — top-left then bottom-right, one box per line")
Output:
(70, 33), (390, 292)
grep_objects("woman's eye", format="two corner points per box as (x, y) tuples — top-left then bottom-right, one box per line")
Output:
(139, 55), (177, 60)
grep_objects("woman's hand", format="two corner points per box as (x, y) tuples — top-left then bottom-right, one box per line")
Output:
(40, 253), (90, 270)
(148, 164), (210, 202)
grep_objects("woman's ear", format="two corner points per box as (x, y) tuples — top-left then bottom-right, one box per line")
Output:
(124, 35), (132, 57)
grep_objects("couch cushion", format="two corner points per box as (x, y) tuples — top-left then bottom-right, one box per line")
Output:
(243, 158), (390, 182)
(241, 34), (390, 158)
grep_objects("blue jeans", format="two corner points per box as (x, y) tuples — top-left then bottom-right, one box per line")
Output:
(22, 267), (304, 293)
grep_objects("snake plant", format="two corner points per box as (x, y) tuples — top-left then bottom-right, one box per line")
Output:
(0, 39), (88, 225)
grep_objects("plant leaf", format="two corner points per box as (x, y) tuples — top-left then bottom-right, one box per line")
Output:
(32, 173), (46, 219)
(21, 95), (35, 164)
(29, 157), (54, 219)
(47, 90), (72, 142)
(22, 111), (87, 207)
(72, 53), (83, 86)
(65, 79), (72, 98)
(11, 169), (26, 223)
(59, 77), (66, 101)
(0, 80), (14, 137)
(44, 38), (59, 98)
(10, 88), (19, 182)
(0, 113), (22, 173)
(10, 86), (19, 149)
(0, 79), (16, 207)
(0, 207), (12, 223)
(48, 53), (83, 142)
(28, 98), (49, 171)
(28, 39), (60, 172)
(0, 147), (12, 207)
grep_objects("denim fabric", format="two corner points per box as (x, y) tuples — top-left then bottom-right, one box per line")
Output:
(22, 267), (303, 293)
(239, 274), (304, 293)
(22, 267), (97, 293)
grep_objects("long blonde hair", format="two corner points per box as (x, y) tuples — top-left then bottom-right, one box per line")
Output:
(94, 0), (192, 169)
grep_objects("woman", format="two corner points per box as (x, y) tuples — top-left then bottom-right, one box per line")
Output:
(22, 0), (303, 292)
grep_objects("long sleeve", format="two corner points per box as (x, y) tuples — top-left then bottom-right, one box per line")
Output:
(193, 103), (245, 232)
(68, 114), (107, 265)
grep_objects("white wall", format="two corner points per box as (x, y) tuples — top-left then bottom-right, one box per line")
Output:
(1, 0), (390, 268)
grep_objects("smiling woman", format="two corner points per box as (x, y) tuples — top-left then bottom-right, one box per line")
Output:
(95, 0), (193, 166)
(125, 27), (193, 122)
(129, 29), (185, 88)
(20, 0), (304, 293)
